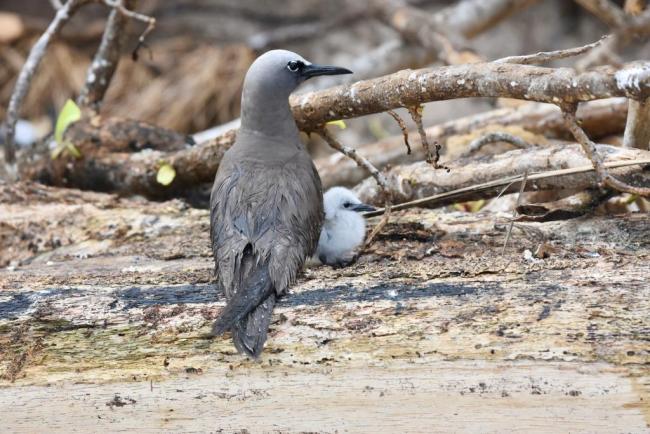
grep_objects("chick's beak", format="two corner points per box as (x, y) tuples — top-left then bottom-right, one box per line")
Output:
(350, 203), (376, 213)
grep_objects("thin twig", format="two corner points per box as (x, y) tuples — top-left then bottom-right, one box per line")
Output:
(407, 105), (448, 170)
(363, 158), (650, 217)
(495, 36), (609, 65)
(502, 170), (528, 254)
(462, 132), (531, 158)
(563, 107), (650, 196)
(363, 201), (392, 248)
(49, 0), (63, 9)
(3, 0), (85, 166)
(386, 110), (411, 154)
(101, 0), (156, 61)
(318, 126), (392, 247)
(318, 126), (389, 193)
(407, 105), (432, 162)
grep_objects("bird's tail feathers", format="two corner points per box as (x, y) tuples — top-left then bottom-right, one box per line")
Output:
(232, 293), (276, 358)
(212, 256), (274, 337)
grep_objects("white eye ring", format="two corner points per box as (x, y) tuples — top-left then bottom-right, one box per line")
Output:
(287, 61), (301, 72)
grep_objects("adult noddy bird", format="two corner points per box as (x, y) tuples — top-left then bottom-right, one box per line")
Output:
(316, 187), (375, 267)
(210, 50), (352, 357)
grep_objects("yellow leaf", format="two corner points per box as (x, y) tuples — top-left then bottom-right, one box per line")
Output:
(51, 99), (83, 160)
(326, 120), (347, 129)
(55, 99), (81, 144)
(156, 163), (176, 186)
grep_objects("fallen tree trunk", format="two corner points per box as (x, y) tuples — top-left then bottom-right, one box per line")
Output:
(354, 143), (650, 205)
(0, 182), (648, 431)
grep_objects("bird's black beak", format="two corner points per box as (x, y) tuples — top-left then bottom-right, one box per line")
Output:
(350, 203), (376, 213)
(301, 64), (353, 79)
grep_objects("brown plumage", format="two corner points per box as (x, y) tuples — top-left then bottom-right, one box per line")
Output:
(209, 50), (351, 357)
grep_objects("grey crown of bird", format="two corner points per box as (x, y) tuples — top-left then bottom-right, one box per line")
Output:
(316, 187), (375, 267)
(210, 50), (352, 358)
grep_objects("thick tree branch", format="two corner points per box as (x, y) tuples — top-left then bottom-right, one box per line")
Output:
(357, 143), (650, 207)
(316, 99), (628, 190)
(22, 58), (646, 198)
(291, 61), (650, 130)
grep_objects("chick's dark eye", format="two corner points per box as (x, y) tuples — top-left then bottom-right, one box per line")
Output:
(287, 60), (302, 72)
(343, 202), (351, 208)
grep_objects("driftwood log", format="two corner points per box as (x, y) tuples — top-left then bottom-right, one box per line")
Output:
(0, 182), (648, 431)
(354, 143), (650, 205)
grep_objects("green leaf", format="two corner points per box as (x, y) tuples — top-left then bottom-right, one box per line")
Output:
(55, 99), (81, 144)
(326, 120), (347, 129)
(156, 163), (176, 186)
(51, 99), (82, 160)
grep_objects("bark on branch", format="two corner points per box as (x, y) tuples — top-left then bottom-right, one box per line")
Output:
(22, 59), (647, 198)
(291, 61), (650, 130)
(355, 143), (650, 206)
(77, 0), (137, 112)
(563, 108), (650, 196)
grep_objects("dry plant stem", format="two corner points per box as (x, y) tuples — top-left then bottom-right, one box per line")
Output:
(502, 170), (528, 255)
(3, 0), (86, 165)
(623, 97), (650, 150)
(363, 201), (392, 248)
(317, 99), (629, 190)
(563, 108), (650, 196)
(78, 0), (136, 111)
(318, 126), (392, 247)
(317, 126), (390, 195)
(464, 132), (530, 157)
(102, 0), (156, 60)
(407, 106), (434, 163)
(495, 36), (608, 65)
(362, 157), (650, 217)
(386, 110), (411, 154)
(573, 0), (627, 28)
(407, 105), (448, 170)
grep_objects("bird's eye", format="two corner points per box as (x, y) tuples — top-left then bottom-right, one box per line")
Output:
(343, 202), (351, 208)
(287, 60), (302, 72)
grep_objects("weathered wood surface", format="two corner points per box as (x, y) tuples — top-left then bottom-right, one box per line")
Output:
(0, 183), (648, 432)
